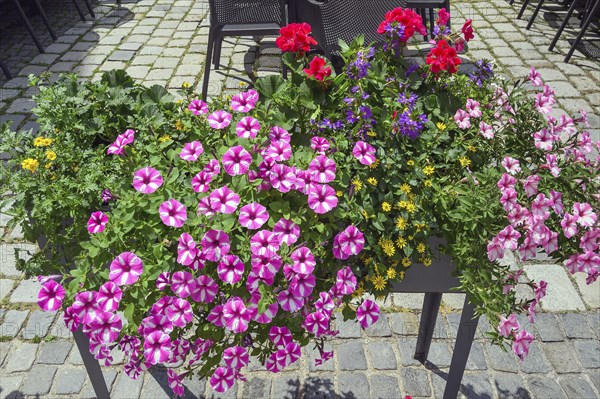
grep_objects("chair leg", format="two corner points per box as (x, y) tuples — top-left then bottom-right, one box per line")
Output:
(0, 59), (12, 79)
(446, 0), (451, 29)
(11, 0), (45, 53)
(202, 29), (216, 101)
(517, 0), (532, 19)
(428, 7), (435, 36)
(526, 0), (546, 29)
(565, 0), (600, 62)
(82, 0), (96, 18)
(213, 38), (223, 70)
(70, 0), (87, 21)
(549, 0), (580, 51)
(414, 293), (442, 362)
(32, 0), (57, 40)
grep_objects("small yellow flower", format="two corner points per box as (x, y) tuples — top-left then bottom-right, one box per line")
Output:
(406, 160), (415, 167)
(159, 135), (172, 143)
(459, 156), (472, 167)
(362, 210), (369, 219)
(387, 268), (397, 279)
(352, 178), (363, 191)
(176, 99), (184, 105)
(352, 282), (365, 297)
(423, 165), (435, 176)
(396, 200), (407, 209)
(424, 179), (433, 187)
(34, 137), (53, 147)
(372, 275), (387, 291)
(436, 122), (447, 131)
(417, 243), (426, 253)
(398, 271), (405, 280)
(402, 257), (412, 267)
(421, 257), (432, 267)
(21, 158), (39, 173)
(369, 159), (380, 169)
(45, 150), (56, 161)
(400, 183), (412, 194)
(367, 130), (377, 137)
(408, 235), (414, 240)
(182, 81), (191, 88)
(336, 190), (343, 197)
(239, 81), (247, 87)
(396, 217), (407, 230)
(381, 202), (392, 212)
(44, 162), (52, 169)
(363, 257), (373, 265)
(379, 238), (396, 257)
(414, 223), (427, 232)
(405, 202), (417, 213)
(175, 120), (184, 130)
(396, 236), (407, 249)
(367, 177), (378, 186)
(467, 145), (477, 153)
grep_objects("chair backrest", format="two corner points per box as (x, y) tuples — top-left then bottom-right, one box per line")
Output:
(291, 0), (408, 56)
(209, 0), (286, 27)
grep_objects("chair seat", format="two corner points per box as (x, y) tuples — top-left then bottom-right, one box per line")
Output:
(405, 0), (446, 7)
(219, 22), (281, 35)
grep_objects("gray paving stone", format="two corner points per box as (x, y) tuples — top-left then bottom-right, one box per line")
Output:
(526, 375), (566, 399)
(459, 372), (493, 399)
(398, 337), (421, 366)
(485, 343), (517, 373)
(561, 313), (594, 339)
(524, 264), (586, 311)
(367, 341), (397, 370)
(3, 341), (37, 373)
(80, 369), (118, 398)
(519, 342), (551, 374)
(587, 370), (600, 393)
(0, 375), (23, 399)
(20, 364), (57, 395)
(22, 309), (55, 339)
(9, 278), (41, 303)
(390, 312), (419, 335)
(109, 50), (136, 61)
(574, 340), (600, 369)
(52, 367), (86, 394)
(401, 368), (431, 397)
(426, 341), (452, 368)
(493, 372), (528, 399)
(369, 375), (401, 399)
(589, 312), (600, 339)
(338, 372), (369, 399)
(112, 372), (144, 399)
(0, 340), (10, 366)
(141, 370), (171, 398)
(543, 342), (581, 373)
(0, 279), (14, 301)
(337, 341), (367, 371)
(466, 342), (488, 371)
(0, 309), (28, 338)
(534, 313), (564, 342)
(573, 273), (600, 309)
(38, 340), (73, 364)
(304, 375), (335, 399)
(558, 375), (598, 399)
(364, 313), (392, 337)
(334, 317), (361, 338)
(270, 375), (299, 399)
(242, 377), (271, 399)
(181, 374), (206, 398)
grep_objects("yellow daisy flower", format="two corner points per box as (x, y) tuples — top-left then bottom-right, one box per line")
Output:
(352, 178), (363, 191)
(459, 156), (472, 167)
(400, 183), (412, 194)
(402, 257), (412, 267)
(387, 268), (397, 279)
(21, 158), (39, 173)
(424, 179), (433, 187)
(45, 150), (57, 161)
(396, 217), (407, 230)
(367, 177), (378, 186)
(406, 160), (415, 167)
(336, 190), (343, 197)
(159, 135), (172, 143)
(421, 257), (432, 266)
(369, 159), (380, 169)
(372, 275), (387, 291)
(381, 202), (392, 212)
(416, 243), (426, 253)
(396, 236), (407, 249)
(423, 165), (435, 175)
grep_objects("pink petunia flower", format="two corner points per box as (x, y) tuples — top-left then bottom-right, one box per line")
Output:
(501, 157), (521, 175)
(87, 211), (108, 234)
(191, 171), (213, 193)
(223, 298), (251, 333)
(512, 329), (534, 360)
(143, 331), (172, 365)
(132, 167), (163, 194)
(529, 67), (543, 87)
(239, 202), (269, 229)
(311, 136), (330, 154)
(91, 312), (122, 343)
(188, 99), (209, 115)
(209, 186), (240, 214)
(308, 155), (336, 183)
(201, 229), (230, 262)
(159, 199), (187, 228)
(352, 141), (376, 165)
(231, 90), (258, 113)
(269, 126), (291, 143)
(561, 213), (579, 238)
(223, 346), (249, 369)
(269, 326), (293, 348)
(479, 121), (494, 139)
(307, 184), (338, 214)
(500, 188), (518, 212)
(235, 116), (261, 139)
(71, 291), (100, 324)
(535, 280), (548, 302)
(336, 225), (365, 257)
(335, 266), (357, 295)
(97, 281), (122, 312)
(203, 159), (221, 176)
(269, 164), (295, 193)
(454, 109), (471, 129)
(191, 275), (219, 303)
(109, 252), (143, 286)
(265, 140), (293, 162)
(496, 225), (521, 250)
(573, 202), (597, 227)
(166, 298), (193, 328)
(250, 230), (280, 257)
(222, 145), (252, 176)
(251, 294), (279, 324)
(180, 141), (204, 162)
(273, 218), (300, 246)
(356, 299), (380, 328)
(304, 311), (329, 337)
(522, 175), (540, 198)
(217, 254), (245, 284)
(251, 253), (282, 279)
(210, 366), (235, 393)
(290, 246), (316, 275)
(197, 197), (215, 217)
(106, 129), (135, 156)
(167, 370), (185, 396)
(277, 289), (304, 312)
(497, 173), (516, 192)
(533, 128), (553, 151)
(289, 272), (316, 297)
(171, 271), (196, 299)
(177, 233), (198, 266)
(37, 280), (65, 312)
(208, 110), (232, 129)
(498, 314), (519, 337)
(465, 99), (482, 118)
(542, 154), (560, 177)
(314, 291), (335, 316)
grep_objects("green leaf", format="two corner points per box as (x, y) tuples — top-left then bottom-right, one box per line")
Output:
(255, 75), (285, 99)
(141, 85), (174, 105)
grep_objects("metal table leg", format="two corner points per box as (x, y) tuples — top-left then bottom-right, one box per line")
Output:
(526, 0), (546, 29)
(443, 295), (479, 399)
(32, 0), (57, 40)
(414, 292), (442, 362)
(564, 0), (600, 62)
(202, 28), (216, 101)
(549, 0), (581, 51)
(11, 0), (45, 53)
(73, 327), (111, 399)
(0, 60), (12, 79)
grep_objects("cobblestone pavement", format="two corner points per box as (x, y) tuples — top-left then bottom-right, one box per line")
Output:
(1, 0), (599, 398)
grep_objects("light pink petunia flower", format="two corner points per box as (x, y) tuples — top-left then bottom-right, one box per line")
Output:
(159, 199), (187, 228)
(37, 280), (65, 312)
(231, 90), (258, 113)
(307, 184), (338, 214)
(87, 211), (108, 234)
(512, 329), (534, 360)
(479, 121), (494, 139)
(97, 281), (122, 312)
(239, 202), (269, 230)
(180, 141), (204, 162)
(208, 110), (232, 129)
(188, 99), (209, 115)
(109, 252), (143, 286)
(465, 99), (482, 118)
(222, 145), (252, 176)
(235, 116), (261, 138)
(352, 141), (376, 165)
(356, 299), (379, 328)
(217, 254), (245, 284)
(209, 187), (240, 214)
(573, 202), (597, 227)
(498, 314), (519, 337)
(132, 167), (163, 194)
(454, 109), (471, 129)
(501, 156), (521, 175)
(529, 67), (543, 86)
(177, 233), (198, 266)
(143, 331), (172, 365)
(308, 155), (336, 183)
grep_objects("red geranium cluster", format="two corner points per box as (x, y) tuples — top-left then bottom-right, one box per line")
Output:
(304, 56), (331, 81)
(376, 7), (427, 42)
(426, 40), (462, 74)
(276, 23), (317, 55)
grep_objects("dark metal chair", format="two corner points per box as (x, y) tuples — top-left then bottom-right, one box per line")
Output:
(406, 0), (450, 39)
(201, 0), (287, 100)
(70, 0), (96, 21)
(0, 59), (12, 79)
(548, 0), (600, 62)
(4, 0), (56, 53)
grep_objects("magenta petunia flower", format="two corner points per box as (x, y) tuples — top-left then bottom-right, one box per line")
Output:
(275, 342), (301, 369)
(191, 275), (219, 303)
(314, 292), (335, 316)
(290, 246), (316, 275)
(337, 225), (364, 257)
(251, 253), (282, 280)
(71, 291), (100, 324)
(250, 230), (280, 257)
(307, 184), (338, 214)
(352, 141), (376, 166)
(109, 252), (143, 286)
(239, 203), (269, 230)
(141, 313), (173, 336)
(304, 311), (329, 337)
(180, 141), (204, 161)
(177, 233), (198, 266)
(209, 186), (240, 214)
(188, 99), (209, 115)
(197, 197), (215, 217)
(502, 156), (521, 175)
(231, 90), (258, 113)
(308, 155), (336, 183)
(311, 136), (330, 153)
(217, 254), (245, 284)
(63, 307), (80, 332)
(273, 218), (300, 246)
(167, 369), (185, 396)
(454, 109), (471, 129)
(223, 298), (252, 334)
(208, 110), (232, 129)
(37, 280), (65, 312)
(87, 211), (108, 234)
(335, 266), (357, 295)
(97, 281), (122, 313)
(223, 346), (249, 369)
(465, 99), (482, 118)
(107, 129), (135, 156)
(171, 271), (197, 298)
(265, 140), (292, 162)
(191, 171), (213, 193)
(156, 272), (170, 290)
(289, 272), (316, 297)
(222, 145), (252, 176)
(498, 314), (520, 337)
(277, 289), (304, 312)
(143, 331), (172, 365)
(356, 299), (380, 328)
(91, 312), (122, 343)
(269, 326), (293, 348)
(159, 198), (187, 228)
(250, 293), (279, 324)
(210, 366), (235, 393)
(132, 167), (163, 194)
(166, 298), (193, 328)
(201, 229), (230, 262)
(235, 116), (261, 138)
(512, 329), (534, 360)
(269, 126), (291, 143)
(269, 164), (295, 193)
(203, 159), (221, 175)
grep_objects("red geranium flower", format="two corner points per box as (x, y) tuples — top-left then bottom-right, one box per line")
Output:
(303, 56), (331, 81)
(276, 23), (317, 55)
(377, 7), (427, 42)
(462, 19), (474, 42)
(426, 40), (462, 74)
